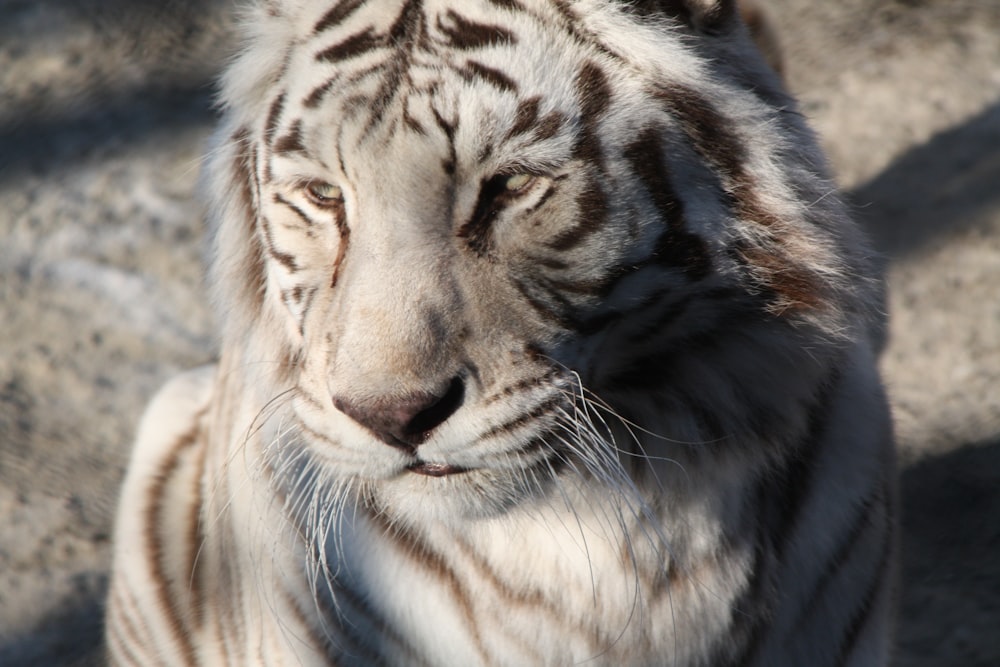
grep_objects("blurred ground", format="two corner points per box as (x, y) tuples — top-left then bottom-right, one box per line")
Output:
(1, 1), (998, 665)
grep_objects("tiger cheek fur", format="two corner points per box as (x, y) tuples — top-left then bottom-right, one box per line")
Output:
(106, 1), (896, 666)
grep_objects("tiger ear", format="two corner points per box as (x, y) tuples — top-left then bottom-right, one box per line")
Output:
(627, 0), (739, 36)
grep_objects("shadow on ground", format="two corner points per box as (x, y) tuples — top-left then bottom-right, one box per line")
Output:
(895, 438), (1000, 667)
(0, 596), (105, 667)
(850, 101), (1000, 259)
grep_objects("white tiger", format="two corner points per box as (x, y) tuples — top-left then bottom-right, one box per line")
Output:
(105, 0), (896, 665)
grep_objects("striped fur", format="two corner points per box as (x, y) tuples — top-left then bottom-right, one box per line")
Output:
(106, 1), (896, 665)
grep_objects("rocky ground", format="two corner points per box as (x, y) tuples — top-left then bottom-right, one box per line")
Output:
(1, 0), (998, 665)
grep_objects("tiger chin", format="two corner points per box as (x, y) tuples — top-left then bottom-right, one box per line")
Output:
(105, 0), (896, 665)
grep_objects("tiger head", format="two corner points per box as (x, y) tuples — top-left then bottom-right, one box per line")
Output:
(206, 0), (881, 524)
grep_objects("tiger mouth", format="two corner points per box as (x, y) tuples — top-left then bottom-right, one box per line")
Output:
(406, 461), (470, 477)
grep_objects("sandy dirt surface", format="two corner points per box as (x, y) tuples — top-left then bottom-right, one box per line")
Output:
(1, 1), (998, 665)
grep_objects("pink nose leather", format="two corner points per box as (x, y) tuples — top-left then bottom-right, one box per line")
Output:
(331, 377), (465, 451)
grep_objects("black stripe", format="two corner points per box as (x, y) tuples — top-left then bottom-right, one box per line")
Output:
(507, 96), (540, 138)
(545, 174), (607, 251)
(259, 215), (300, 272)
(273, 119), (305, 153)
(767, 367), (843, 559)
(486, 0), (525, 10)
(621, 290), (697, 343)
(449, 535), (569, 661)
(654, 83), (826, 313)
(359, 0), (425, 130)
(279, 591), (345, 664)
(333, 582), (431, 665)
(597, 301), (761, 392)
(719, 483), (775, 667)
(513, 278), (576, 329)
(106, 622), (149, 667)
(529, 254), (569, 271)
(312, 586), (390, 665)
(722, 368), (847, 667)
(388, 0), (424, 43)
(539, 274), (607, 297)
(624, 127), (712, 280)
(264, 93), (286, 144)
(283, 285), (319, 332)
(506, 97), (566, 144)
(313, 0), (368, 34)
(230, 130), (268, 310)
(831, 498), (893, 666)
(654, 83), (747, 179)
(460, 60), (518, 92)
(533, 110), (566, 142)
(457, 174), (507, 257)
(793, 489), (880, 633)
(482, 369), (560, 405)
(571, 64), (609, 171)
(299, 285), (319, 323)
(273, 193), (316, 227)
(575, 61), (612, 120)
(366, 508), (491, 663)
(574, 283), (694, 338)
(283, 284), (307, 305)
(108, 586), (166, 667)
(330, 211), (351, 289)
(316, 27), (384, 63)
(437, 10), (516, 49)
(576, 272), (734, 338)
(292, 384), (326, 411)
(432, 106), (457, 178)
(479, 394), (563, 440)
(304, 76), (339, 108)
(278, 346), (304, 379)
(403, 105), (427, 135)
(185, 444), (207, 628)
(142, 420), (204, 667)
(232, 137), (259, 228)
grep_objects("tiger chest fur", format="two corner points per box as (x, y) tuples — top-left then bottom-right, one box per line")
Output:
(105, 0), (896, 665)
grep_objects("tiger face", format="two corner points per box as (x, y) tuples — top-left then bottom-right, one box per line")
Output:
(215, 0), (862, 525)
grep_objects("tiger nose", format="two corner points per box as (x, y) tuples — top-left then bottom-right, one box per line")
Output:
(331, 377), (465, 452)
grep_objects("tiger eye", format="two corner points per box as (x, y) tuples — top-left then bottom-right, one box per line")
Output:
(504, 173), (534, 192)
(305, 181), (343, 208)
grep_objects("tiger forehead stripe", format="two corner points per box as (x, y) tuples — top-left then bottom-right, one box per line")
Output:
(316, 26), (383, 63)
(507, 97), (541, 138)
(506, 96), (567, 142)
(437, 9), (517, 49)
(575, 61), (612, 119)
(486, 0), (526, 10)
(568, 62), (611, 172)
(312, 0), (368, 34)
(273, 119), (305, 154)
(303, 76), (339, 109)
(459, 61), (518, 93)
